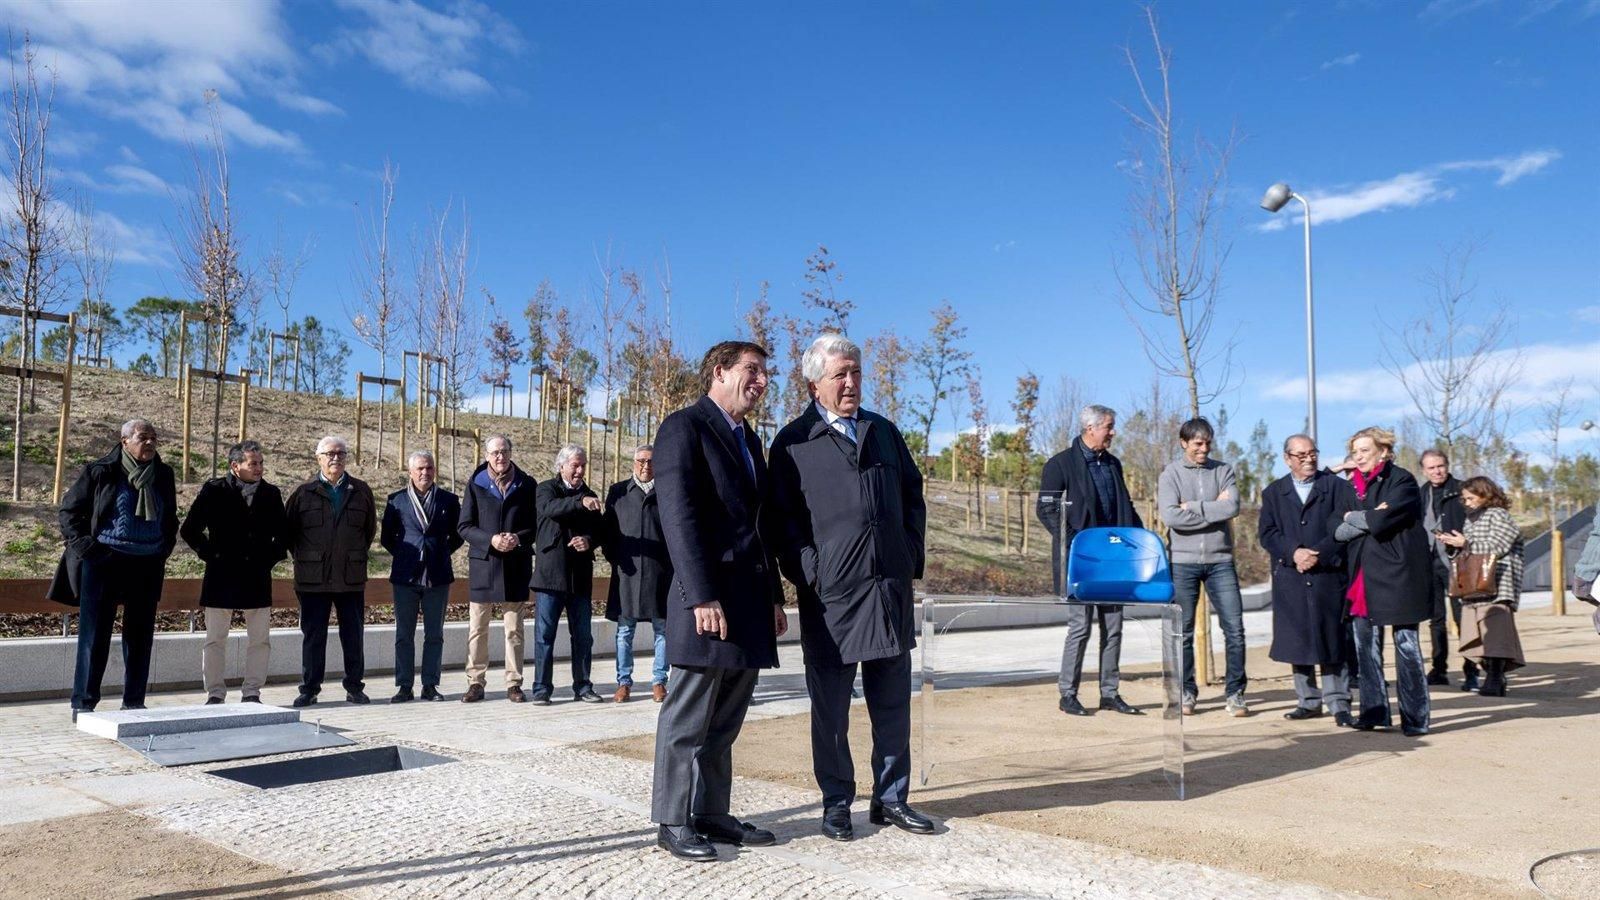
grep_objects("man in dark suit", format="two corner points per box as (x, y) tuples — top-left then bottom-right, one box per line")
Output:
(530, 443), (605, 704)
(602, 443), (672, 703)
(181, 439), (288, 704)
(769, 334), (934, 842)
(1035, 404), (1144, 717)
(457, 435), (538, 703)
(381, 449), (463, 703)
(651, 340), (789, 862)
(1259, 434), (1356, 727)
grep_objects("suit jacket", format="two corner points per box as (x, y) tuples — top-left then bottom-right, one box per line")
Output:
(457, 462), (537, 603)
(530, 477), (602, 597)
(380, 486), (463, 587)
(1259, 471), (1354, 665)
(655, 394), (783, 670)
(768, 403), (925, 666)
(1035, 437), (1142, 594)
(180, 475), (288, 608)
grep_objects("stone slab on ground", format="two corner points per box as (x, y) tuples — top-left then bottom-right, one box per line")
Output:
(119, 721), (356, 767)
(0, 783), (107, 826)
(76, 703), (298, 739)
(63, 771), (241, 807)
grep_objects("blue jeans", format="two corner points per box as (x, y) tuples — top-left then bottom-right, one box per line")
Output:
(393, 583), (448, 689)
(616, 616), (668, 686)
(1353, 618), (1430, 732)
(532, 590), (593, 697)
(1170, 561), (1248, 698)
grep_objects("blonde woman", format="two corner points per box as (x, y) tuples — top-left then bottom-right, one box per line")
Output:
(1437, 476), (1524, 696)
(1332, 427), (1433, 736)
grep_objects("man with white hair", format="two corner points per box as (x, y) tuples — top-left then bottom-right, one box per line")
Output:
(769, 334), (934, 841)
(459, 434), (537, 702)
(381, 449), (463, 702)
(530, 443), (606, 704)
(285, 435), (378, 708)
(1036, 405), (1145, 717)
(50, 419), (179, 718)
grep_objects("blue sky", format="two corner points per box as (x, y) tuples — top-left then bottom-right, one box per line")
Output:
(6, 0), (1598, 464)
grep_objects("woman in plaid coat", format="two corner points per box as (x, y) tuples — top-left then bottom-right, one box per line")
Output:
(1438, 476), (1524, 696)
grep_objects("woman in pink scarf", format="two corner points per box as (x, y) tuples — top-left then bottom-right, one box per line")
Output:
(1331, 427), (1434, 736)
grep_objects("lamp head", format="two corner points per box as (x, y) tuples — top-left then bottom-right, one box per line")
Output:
(1261, 183), (1294, 213)
(1582, 420), (1596, 431)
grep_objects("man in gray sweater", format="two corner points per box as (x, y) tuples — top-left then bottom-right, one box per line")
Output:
(1158, 417), (1249, 717)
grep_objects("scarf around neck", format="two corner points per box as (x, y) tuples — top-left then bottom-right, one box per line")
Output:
(120, 449), (159, 521)
(1352, 461), (1387, 500)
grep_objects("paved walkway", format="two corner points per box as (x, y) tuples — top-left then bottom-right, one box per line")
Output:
(3, 595), (1501, 898)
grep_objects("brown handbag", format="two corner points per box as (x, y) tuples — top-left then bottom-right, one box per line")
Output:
(1450, 552), (1498, 600)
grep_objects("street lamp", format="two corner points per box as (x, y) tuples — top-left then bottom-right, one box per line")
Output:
(1261, 182), (1317, 447)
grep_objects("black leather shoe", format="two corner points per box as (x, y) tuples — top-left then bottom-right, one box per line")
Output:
(391, 688), (414, 704)
(658, 824), (719, 861)
(869, 801), (935, 834)
(1283, 706), (1324, 720)
(345, 691), (371, 705)
(1099, 695), (1144, 716)
(1333, 711), (1355, 728)
(694, 816), (776, 846)
(1402, 726), (1430, 737)
(421, 686), (443, 701)
(576, 689), (606, 704)
(292, 693), (317, 708)
(119, 703), (146, 711)
(530, 692), (552, 706)
(1058, 696), (1090, 716)
(205, 697), (224, 705)
(241, 695), (261, 703)
(1426, 671), (1450, 686)
(821, 805), (853, 841)
(1350, 716), (1382, 732)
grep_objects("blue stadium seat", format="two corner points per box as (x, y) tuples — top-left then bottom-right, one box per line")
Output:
(1066, 527), (1175, 603)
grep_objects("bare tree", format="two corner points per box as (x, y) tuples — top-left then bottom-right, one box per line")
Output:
(263, 222), (313, 385)
(1011, 371), (1041, 488)
(172, 91), (252, 475)
(591, 245), (634, 419)
(69, 193), (115, 362)
(801, 244), (855, 334)
(480, 288), (523, 389)
(864, 328), (911, 426)
(1381, 239), (1520, 463)
(777, 314), (810, 423)
(910, 300), (971, 473)
(965, 371), (990, 523)
(1115, 6), (1237, 420)
(348, 160), (398, 463)
(1537, 379), (1575, 532)
(1038, 374), (1086, 454)
(742, 280), (778, 426)
(420, 201), (478, 408)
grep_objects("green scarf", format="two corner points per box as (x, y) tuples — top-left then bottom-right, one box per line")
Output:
(120, 449), (159, 522)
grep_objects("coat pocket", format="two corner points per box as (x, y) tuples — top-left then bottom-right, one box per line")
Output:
(293, 550), (324, 587)
(345, 549), (369, 585)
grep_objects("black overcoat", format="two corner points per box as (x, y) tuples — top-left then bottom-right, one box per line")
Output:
(380, 487), (463, 586)
(602, 479), (671, 622)
(47, 445), (179, 605)
(768, 404), (926, 666)
(654, 395), (783, 670)
(180, 476), (288, 609)
(1034, 437), (1143, 595)
(1330, 462), (1433, 627)
(531, 477), (602, 597)
(1259, 471), (1354, 665)
(457, 463), (537, 603)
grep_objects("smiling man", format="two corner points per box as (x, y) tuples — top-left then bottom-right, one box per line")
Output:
(769, 334), (932, 842)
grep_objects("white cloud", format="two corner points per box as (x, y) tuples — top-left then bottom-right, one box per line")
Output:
(1258, 149), (1559, 231)
(323, 0), (525, 99)
(1575, 305), (1600, 325)
(63, 163), (174, 196)
(1321, 52), (1362, 70)
(47, 198), (170, 267)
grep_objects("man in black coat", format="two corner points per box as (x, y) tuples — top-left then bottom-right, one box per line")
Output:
(457, 435), (537, 703)
(180, 440), (288, 704)
(602, 443), (672, 703)
(285, 435), (378, 708)
(381, 449), (463, 703)
(1419, 449), (1471, 687)
(1034, 404), (1145, 717)
(530, 444), (606, 704)
(1259, 434), (1356, 727)
(650, 340), (789, 862)
(769, 334), (933, 842)
(51, 419), (179, 717)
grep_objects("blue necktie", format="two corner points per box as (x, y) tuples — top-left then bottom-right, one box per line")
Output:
(733, 424), (757, 481)
(834, 416), (858, 443)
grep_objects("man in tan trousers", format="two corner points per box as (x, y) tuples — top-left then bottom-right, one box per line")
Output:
(457, 435), (539, 702)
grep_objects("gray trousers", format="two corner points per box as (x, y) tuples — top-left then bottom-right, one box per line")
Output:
(806, 651), (911, 809)
(1059, 605), (1123, 699)
(650, 664), (759, 826)
(1291, 663), (1351, 714)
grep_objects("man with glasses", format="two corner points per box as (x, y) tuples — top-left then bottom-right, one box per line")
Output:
(602, 444), (672, 703)
(51, 419), (179, 718)
(458, 435), (537, 702)
(1259, 434), (1357, 727)
(285, 436), (378, 708)
(381, 450), (462, 702)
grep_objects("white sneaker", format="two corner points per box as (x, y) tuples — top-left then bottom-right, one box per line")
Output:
(1226, 693), (1251, 718)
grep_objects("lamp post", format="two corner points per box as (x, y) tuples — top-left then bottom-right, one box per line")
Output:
(1261, 183), (1317, 447)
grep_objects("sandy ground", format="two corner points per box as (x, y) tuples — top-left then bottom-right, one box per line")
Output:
(0, 809), (331, 899)
(592, 613), (1600, 899)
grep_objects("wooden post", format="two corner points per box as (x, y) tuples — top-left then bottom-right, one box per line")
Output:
(1552, 528), (1567, 616)
(354, 371), (365, 465)
(416, 352), (427, 430)
(52, 314), (76, 502)
(562, 381), (573, 445)
(538, 373), (549, 443)
(181, 367), (195, 483)
(292, 337), (302, 391)
(1002, 487), (1012, 552)
(1021, 490), (1030, 554)
(585, 415), (595, 466)
(238, 370), (250, 440)
(174, 312), (187, 399)
(431, 422), (440, 478)
(1196, 585), (1215, 687)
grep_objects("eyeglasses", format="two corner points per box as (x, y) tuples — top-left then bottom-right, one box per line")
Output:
(128, 434), (159, 445)
(320, 450), (348, 459)
(1286, 450), (1319, 461)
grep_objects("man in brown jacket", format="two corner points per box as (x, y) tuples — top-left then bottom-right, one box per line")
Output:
(285, 435), (378, 707)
